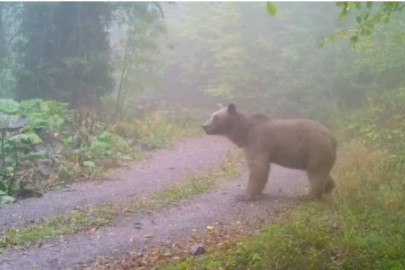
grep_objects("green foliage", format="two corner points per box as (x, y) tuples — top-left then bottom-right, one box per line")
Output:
(318, 2), (405, 47)
(113, 109), (203, 150)
(348, 87), (405, 160)
(0, 98), (70, 132)
(0, 191), (15, 204)
(0, 99), (110, 200)
(57, 167), (72, 184)
(25, 101), (70, 131)
(0, 98), (202, 204)
(341, 20), (405, 150)
(353, 18), (405, 92)
(264, 2), (404, 47)
(0, 112), (49, 200)
(266, 2), (277, 16)
(0, 99), (20, 115)
(7, 133), (42, 146)
(78, 131), (134, 166)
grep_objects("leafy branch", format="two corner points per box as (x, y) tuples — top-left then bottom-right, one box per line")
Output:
(262, 2), (404, 47)
(319, 2), (404, 47)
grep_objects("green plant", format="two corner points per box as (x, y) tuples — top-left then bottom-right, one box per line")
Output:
(0, 98), (207, 204)
(0, 111), (30, 203)
(131, 110), (202, 149)
(348, 87), (405, 159)
(0, 99), (83, 201)
(23, 100), (72, 131)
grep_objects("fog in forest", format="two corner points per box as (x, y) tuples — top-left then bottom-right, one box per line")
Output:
(1, 0), (404, 198)
(2, 2), (402, 122)
(1, 2), (405, 269)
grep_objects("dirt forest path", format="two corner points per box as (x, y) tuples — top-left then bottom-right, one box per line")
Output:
(0, 136), (308, 270)
(0, 136), (232, 229)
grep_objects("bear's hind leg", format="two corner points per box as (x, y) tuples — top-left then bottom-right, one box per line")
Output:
(324, 175), (335, 194)
(306, 169), (330, 200)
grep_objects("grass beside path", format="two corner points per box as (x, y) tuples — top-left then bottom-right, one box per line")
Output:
(162, 141), (405, 270)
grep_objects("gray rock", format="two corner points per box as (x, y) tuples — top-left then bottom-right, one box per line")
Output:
(189, 244), (206, 256)
(37, 159), (54, 179)
(0, 116), (27, 132)
(33, 144), (56, 162)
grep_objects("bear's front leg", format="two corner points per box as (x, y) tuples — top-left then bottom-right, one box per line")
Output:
(242, 152), (270, 201)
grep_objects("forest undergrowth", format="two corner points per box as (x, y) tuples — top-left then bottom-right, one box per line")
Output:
(0, 98), (204, 204)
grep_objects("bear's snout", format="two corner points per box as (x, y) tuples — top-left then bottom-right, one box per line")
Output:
(202, 123), (215, 134)
(201, 124), (209, 133)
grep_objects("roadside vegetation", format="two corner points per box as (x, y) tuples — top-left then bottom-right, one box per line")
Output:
(0, 98), (203, 204)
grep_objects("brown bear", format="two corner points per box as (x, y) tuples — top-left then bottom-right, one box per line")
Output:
(201, 103), (337, 201)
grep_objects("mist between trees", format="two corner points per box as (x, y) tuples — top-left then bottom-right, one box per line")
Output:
(0, 2), (403, 120)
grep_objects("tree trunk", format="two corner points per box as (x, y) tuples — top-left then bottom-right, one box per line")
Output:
(0, 2), (5, 73)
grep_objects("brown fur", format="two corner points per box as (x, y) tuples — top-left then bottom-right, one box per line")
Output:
(202, 103), (337, 201)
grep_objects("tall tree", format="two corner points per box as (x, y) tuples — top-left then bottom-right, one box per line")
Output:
(0, 2), (5, 69)
(0, 2), (23, 98)
(15, 2), (114, 107)
(110, 2), (166, 119)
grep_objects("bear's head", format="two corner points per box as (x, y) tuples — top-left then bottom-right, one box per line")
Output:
(202, 103), (237, 135)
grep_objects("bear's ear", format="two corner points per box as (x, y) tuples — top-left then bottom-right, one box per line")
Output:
(227, 103), (236, 114)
